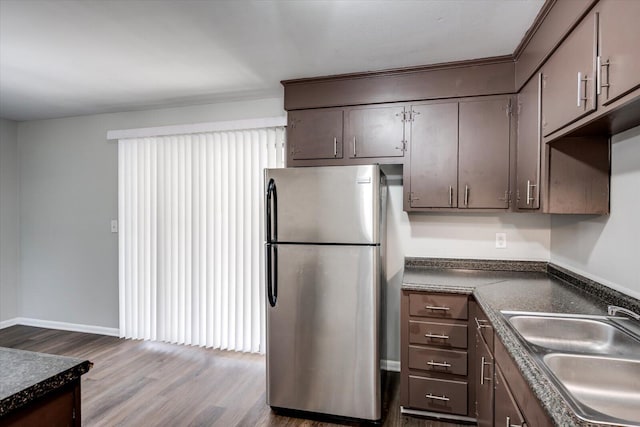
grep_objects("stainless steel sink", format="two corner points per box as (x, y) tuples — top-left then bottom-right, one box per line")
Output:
(543, 354), (640, 425)
(501, 311), (640, 426)
(507, 314), (640, 355)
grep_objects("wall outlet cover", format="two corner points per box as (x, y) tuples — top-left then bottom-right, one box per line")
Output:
(495, 232), (507, 249)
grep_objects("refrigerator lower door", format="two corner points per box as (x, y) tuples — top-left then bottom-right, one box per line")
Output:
(266, 244), (380, 420)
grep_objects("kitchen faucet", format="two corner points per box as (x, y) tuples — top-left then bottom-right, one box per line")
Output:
(607, 305), (640, 321)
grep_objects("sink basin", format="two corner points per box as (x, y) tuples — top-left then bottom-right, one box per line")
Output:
(507, 315), (640, 355)
(543, 354), (640, 425)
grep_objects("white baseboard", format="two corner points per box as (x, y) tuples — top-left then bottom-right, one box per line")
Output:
(2, 317), (119, 337)
(0, 318), (20, 329)
(381, 359), (401, 372)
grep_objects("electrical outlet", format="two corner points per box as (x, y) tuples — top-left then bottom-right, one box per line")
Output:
(495, 232), (507, 249)
(111, 219), (118, 233)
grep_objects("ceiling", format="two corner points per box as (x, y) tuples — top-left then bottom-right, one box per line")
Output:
(0, 0), (544, 121)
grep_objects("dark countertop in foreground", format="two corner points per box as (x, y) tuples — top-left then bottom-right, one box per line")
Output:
(0, 347), (91, 417)
(402, 258), (640, 427)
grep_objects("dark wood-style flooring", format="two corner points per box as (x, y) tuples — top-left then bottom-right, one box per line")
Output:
(0, 326), (465, 426)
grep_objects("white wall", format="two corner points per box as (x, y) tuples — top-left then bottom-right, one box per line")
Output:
(550, 126), (640, 299)
(381, 165), (551, 362)
(0, 118), (20, 323)
(17, 97), (284, 329)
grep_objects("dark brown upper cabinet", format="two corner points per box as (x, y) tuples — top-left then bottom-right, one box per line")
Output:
(344, 104), (406, 159)
(596, 0), (640, 107)
(516, 73), (543, 210)
(287, 108), (343, 161)
(458, 97), (512, 209)
(407, 102), (459, 209)
(541, 11), (597, 137)
(539, 1), (640, 141)
(405, 96), (512, 211)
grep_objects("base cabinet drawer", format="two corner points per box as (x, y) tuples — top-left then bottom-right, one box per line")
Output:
(408, 376), (468, 415)
(409, 293), (468, 319)
(408, 346), (468, 376)
(408, 320), (468, 348)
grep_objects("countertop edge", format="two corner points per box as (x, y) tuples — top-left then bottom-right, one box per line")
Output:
(0, 360), (92, 417)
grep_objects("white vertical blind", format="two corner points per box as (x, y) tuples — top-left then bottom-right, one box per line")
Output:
(118, 127), (285, 352)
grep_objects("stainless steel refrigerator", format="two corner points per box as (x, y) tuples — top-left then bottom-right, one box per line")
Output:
(264, 165), (387, 421)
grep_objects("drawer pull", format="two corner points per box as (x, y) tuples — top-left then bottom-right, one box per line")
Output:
(425, 393), (450, 402)
(425, 305), (450, 311)
(506, 416), (524, 427)
(424, 333), (449, 340)
(427, 360), (451, 368)
(475, 317), (491, 330)
(481, 356), (492, 385)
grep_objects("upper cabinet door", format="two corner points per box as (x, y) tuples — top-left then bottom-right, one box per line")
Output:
(541, 12), (597, 137)
(344, 105), (406, 158)
(458, 98), (511, 209)
(516, 74), (542, 210)
(407, 102), (459, 208)
(597, 0), (640, 106)
(288, 109), (343, 160)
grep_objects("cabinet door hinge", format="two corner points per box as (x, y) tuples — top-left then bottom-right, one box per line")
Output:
(396, 140), (407, 152)
(506, 100), (513, 117)
(396, 110), (407, 122)
(72, 407), (76, 420)
(498, 190), (511, 204)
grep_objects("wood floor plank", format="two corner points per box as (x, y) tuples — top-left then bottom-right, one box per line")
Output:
(0, 326), (466, 426)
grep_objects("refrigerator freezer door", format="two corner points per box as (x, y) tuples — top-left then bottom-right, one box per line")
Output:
(266, 244), (380, 420)
(265, 165), (380, 244)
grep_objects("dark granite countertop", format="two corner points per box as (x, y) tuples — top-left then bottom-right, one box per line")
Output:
(0, 347), (92, 417)
(402, 258), (640, 427)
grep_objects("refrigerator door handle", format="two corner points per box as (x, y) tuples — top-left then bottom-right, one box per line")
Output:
(266, 178), (277, 242)
(266, 243), (278, 307)
(266, 177), (278, 307)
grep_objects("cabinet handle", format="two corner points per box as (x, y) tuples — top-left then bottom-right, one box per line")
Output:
(577, 72), (589, 108)
(481, 357), (492, 385)
(597, 56), (611, 97)
(333, 137), (337, 157)
(475, 317), (491, 330)
(353, 136), (357, 157)
(449, 186), (453, 206)
(526, 180), (537, 205)
(577, 72), (582, 107)
(464, 185), (469, 207)
(425, 393), (449, 402)
(427, 360), (451, 368)
(506, 416), (523, 427)
(424, 333), (449, 340)
(425, 305), (450, 311)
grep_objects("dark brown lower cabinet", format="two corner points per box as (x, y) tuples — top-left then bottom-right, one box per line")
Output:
(1, 379), (81, 427)
(495, 366), (527, 427)
(408, 376), (468, 415)
(400, 291), (475, 422)
(475, 317), (494, 427)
